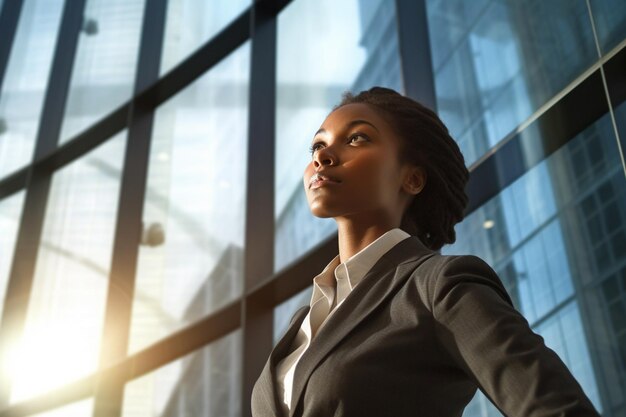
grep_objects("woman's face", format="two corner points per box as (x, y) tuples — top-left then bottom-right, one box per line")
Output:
(303, 103), (424, 225)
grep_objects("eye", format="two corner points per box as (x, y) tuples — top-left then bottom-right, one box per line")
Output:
(308, 133), (370, 156)
(308, 142), (322, 155)
(349, 133), (369, 144)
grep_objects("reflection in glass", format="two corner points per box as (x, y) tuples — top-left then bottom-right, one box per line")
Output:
(588, 0), (626, 55)
(128, 41), (249, 354)
(426, 0), (598, 166)
(123, 329), (241, 417)
(0, 0), (64, 178)
(0, 191), (25, 316)
(59, 0), (145, 144)
(160, 0), (250, 74)
(612, 90), (626, 175)
(273, 285), (312, 347)
(274, 0), (402, 273)
(444, 104), (626, 415)
(6, 131), (126, 403)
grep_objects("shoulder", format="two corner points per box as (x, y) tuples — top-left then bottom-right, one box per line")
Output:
(410, 253), (514, 313)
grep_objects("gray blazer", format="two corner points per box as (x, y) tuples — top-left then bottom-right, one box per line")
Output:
(251, 235), (600, 417)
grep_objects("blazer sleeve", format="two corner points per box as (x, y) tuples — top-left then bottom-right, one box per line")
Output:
(428, 254), (601, 417)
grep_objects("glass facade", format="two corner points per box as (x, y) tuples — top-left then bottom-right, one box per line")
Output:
(0, 0), (64, 177)
(129, 41), (249, 354)
(0, 1), (624, 417)
(274, 0), (402, 273)
(123, 329), (241, 417)
(8, 132), (126, 404)
(59, 0), (146, 144)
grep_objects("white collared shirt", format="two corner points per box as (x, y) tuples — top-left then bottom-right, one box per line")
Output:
(275, 227), (411, 413)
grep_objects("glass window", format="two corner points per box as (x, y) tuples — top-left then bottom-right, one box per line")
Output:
(160, 0), (250, 75)
(589, 0), (626, 55)
(273, 286), (312, 346)
(0, 191), (25, 316)
(612, 91), (626, 174)
(426, 0), (599, 166)
(0, 0), (64, 178)
(30, 399), (94, 417)
(444, 105), (626, 415)
(128, 41), (250, 354)
(274, 0), (402, 272)
(534, 301), (601, 411)
(122, 329), (241, 417)
(59, 0), (146, 144)
(6, 131), (126, 403)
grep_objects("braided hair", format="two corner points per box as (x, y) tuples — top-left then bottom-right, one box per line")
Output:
(332, 86), (470, 251)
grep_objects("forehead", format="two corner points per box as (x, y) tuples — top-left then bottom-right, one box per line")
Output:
(321, 102), (390, 130)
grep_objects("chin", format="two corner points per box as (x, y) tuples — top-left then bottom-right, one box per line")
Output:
(309, 208), (337, 218)
(308, 202), (345, 218)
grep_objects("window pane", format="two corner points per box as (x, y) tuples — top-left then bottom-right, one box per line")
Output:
(0, 191), (25, 315)
(123, 329), (241, 417)
(273, 286), (312, 346)
(589, 0), (626, 55)
(274, 0), (402, 272)
(160, 0), (250, 75)
(59, 0), (146, 144)
(30, 399), (93, 417)
(0, 0), (64, 178)
(444, 105), (626, 416)
(612, 90), (626, 171)
(7, 132), (126, 403)
(129, 42), (249, 354)
(426, 0), (599, 166)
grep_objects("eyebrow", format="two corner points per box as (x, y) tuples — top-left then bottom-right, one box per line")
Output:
(314, 119), (380, 138)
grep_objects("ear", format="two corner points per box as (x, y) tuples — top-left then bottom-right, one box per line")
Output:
(402, 165), (426, 195)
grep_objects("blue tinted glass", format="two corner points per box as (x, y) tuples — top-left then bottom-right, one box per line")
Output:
(589, 0), (626, 55)
(445, 103), (626, 416)
(426, 0), (598, 166)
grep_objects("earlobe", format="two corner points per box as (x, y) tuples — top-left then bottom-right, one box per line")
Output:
(404, 166), (426, 195)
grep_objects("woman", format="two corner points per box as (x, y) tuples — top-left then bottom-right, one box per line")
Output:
(251, 86), (600, 417)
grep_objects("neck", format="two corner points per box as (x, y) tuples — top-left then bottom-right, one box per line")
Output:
(335, 217), (400, 263)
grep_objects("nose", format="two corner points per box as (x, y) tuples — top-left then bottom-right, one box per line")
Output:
(313, 146), (337, 168)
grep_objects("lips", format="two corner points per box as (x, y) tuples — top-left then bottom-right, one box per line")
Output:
(309, 173), (341, 188)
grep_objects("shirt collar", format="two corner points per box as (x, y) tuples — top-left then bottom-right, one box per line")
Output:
(309, 227), (411, 308)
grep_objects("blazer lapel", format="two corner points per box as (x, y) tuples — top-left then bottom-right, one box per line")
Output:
(261, 305), (310, 417)
(288, 236), (435, 416)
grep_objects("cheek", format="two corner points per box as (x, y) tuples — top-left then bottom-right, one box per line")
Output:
(347, 153), (398, 190)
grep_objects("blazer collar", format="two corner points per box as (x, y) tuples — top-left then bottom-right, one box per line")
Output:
(266, 235), (436, 417)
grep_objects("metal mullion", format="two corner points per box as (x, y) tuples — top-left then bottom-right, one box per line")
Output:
(601, 41), (626, 177)
(0, 10), (252, 200)
(241, 2), (277, 416)
(0, 0), (24, 95)
(0, 169), (28, 201)
(92, 0), (167, 415)
(0, 0), (87, 408)
(244, 60), (624, 315)
(394, 0), (437, 111)
(464, 69), (609, 216)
